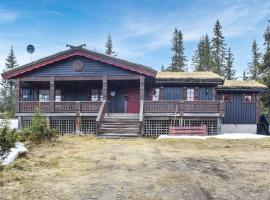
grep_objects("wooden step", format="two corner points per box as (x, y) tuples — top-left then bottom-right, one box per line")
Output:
(98, 133), (140, 139)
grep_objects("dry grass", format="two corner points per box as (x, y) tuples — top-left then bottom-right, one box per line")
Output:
(1, 136), (270, 200)
(222, 80), (267, 88)
(156, 71), (223, 80)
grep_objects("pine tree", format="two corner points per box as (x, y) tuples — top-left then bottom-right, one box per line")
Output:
(260, 24), (270, 112)
(243, 70), (248, 80)
(193, 34), (212, 71)
(224, 48), (236, 80)
(165, 28), (186, 72)
(0, 46), (18, 117)
(105, 33), (116, 56)
(247, 39), (261, 80)
(211, 20), (227, 76)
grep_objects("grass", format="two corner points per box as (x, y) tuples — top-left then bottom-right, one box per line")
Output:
(1, 136), (270, 200)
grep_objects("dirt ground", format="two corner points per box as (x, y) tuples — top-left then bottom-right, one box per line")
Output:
(1, 136), (270, 200)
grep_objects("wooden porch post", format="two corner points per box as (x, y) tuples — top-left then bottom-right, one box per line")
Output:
(15, 79), (21, 113)
(50, 77), (55, 112)
(102, 75), (108, 100)
(140, 76), (145, 100)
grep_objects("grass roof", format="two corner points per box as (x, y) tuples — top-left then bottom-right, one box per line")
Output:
(222, 80), (267, 89)
(156, 71), (223, 80)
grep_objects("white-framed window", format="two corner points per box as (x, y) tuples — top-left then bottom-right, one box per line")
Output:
(222, 94), (230, 102)
(55, 89), (61, 102)
(187, 88), (194, 101)
(242, 95), (253, 103)
(152, 88), (160, 101)
(39, 89), (50, 102)
(91, 89), (99, 101)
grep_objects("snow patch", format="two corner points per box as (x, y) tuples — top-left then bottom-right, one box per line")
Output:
(158, 133), (269, 140)
(0, 142), (28, 165)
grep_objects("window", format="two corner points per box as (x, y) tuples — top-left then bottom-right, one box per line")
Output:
(222, 95), (230, 102)
(152, 88), (160, 101)
(21, 88), (32, 101)
(91, 89), (102, 101)
(55, 89), (61, 102)
(39, 89), (50, 102)
(187, 88), (194, 101)
(242, 95), (253, 103)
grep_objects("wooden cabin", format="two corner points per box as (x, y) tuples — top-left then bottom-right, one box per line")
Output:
(1, 46), (267, 137)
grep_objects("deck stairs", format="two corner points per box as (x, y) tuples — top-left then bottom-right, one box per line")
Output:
(98, 113), (140, 138)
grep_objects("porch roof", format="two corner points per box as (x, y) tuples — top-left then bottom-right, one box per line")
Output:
(2, 46), (157, 79)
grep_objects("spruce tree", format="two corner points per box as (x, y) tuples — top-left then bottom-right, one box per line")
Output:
(166, 28), (186, 72)
(211, 20), (227, 76)
(260, 24), (270, 112)
(161, 65), (165, 72)
(248, 39), (261, 80)
(224, 48), (236, 80)
(243, 70), (248, 80)
(0, 46), (18, 117)
(193, 34), (212, 71)
(105, 33), (116, 56)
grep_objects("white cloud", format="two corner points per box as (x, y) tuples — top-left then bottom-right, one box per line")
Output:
(0, 7), (19, 22)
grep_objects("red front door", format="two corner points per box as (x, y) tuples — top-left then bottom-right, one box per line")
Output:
(127, 88), (139, 113)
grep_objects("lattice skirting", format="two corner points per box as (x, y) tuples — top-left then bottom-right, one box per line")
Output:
(21, 117), (96, 134)
(50, 117), (76, 134)
(80, 117), (96, 134)
(144, 117), (218, 137)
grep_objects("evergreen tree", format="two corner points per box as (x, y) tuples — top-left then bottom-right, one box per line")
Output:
(243, 70), (248, 80)
(192, 34), (212, 71)
(224, 48), (236, 80)
(247, 39), (261, 80)
(0, 46), (18, 117)
(165, 28), (186, 72)
(105, 33), (116, 56)
(161, 65), (165, 72)
(260, 24), (270, 112)
(211, 20), (227, 76)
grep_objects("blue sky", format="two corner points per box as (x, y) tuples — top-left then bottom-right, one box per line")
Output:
(0, 0), (269, 78)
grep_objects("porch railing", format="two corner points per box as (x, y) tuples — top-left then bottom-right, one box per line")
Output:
(144, 100), (224, 114)
(19, 101), (102, 113)
(19, 101), (50, 113)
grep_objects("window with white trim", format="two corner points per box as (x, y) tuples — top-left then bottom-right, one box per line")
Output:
(187, 88), (194, 101)
(55, 89), (61, 102)
(39, 89), (50, 102)
(152, 88), (160, 101)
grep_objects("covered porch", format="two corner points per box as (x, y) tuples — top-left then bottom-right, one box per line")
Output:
(15, 75), (146, 114)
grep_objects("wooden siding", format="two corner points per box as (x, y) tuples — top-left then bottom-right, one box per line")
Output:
(163, 86), (213, 100)
(164, 87), (182, 100)
(222, 94), (256, 124)
(22, 56), (136, 77)
(199, 87), (213, 100)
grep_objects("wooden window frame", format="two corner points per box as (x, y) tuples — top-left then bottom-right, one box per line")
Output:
(241, 94), (256, 103)
(222, 94), (231, 103)
(187, 88), (195, 101)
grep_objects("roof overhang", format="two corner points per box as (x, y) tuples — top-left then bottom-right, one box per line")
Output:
(2, 47), (157, 79)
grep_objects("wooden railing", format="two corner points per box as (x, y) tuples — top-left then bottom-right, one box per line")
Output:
(19, 101), (50, 113)
(18, 101), (102, 113)
(96, 100), (107, 135)
(144, 101), (179, 113)
(144, 100), (223, 114)
(180, 100), (221, 113)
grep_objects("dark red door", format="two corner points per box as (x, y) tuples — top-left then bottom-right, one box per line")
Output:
(127, 88), (139, 113)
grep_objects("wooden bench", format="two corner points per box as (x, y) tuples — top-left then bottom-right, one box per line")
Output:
(169, 125), (207, 136)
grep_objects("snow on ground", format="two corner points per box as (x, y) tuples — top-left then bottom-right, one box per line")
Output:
(0, 142), (28, 165)
(158, 133), (269, 140)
